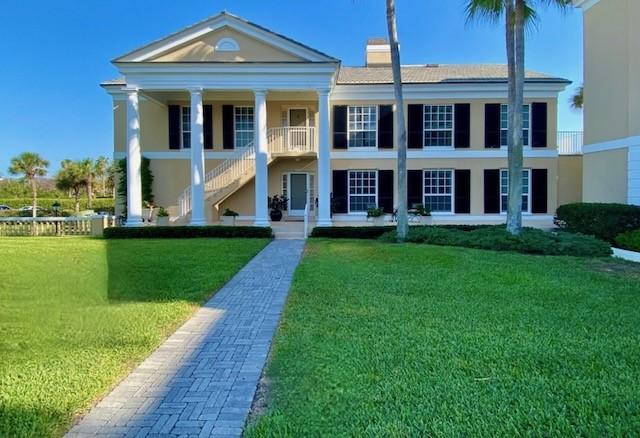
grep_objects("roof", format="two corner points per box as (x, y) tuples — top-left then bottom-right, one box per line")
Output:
(337, 64), (570, 85)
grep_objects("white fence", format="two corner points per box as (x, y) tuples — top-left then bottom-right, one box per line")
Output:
(0, 216), (117, 237)
(558, 131), (583, 155)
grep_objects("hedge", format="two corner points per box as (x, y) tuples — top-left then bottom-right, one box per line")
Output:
(311, 226), (396, 239)
(0, 198), (114, 212)
(555, 203), (640, 243)
(103, 226), (273, 239)
(615, 229), (640, 252)
(378, 225), (611, 257)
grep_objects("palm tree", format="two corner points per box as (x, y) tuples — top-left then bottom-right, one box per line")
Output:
(79, 158), (96, 209)
(466, 0), (570, 235)
(56, 160), (87, 214)
(94, 156), (110, 197)
(8, 152), (49, 218)
(571, 85), (584, 110)
(386, 0), (408, 241)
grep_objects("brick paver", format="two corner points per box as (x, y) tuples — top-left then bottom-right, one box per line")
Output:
(66, 239), (305, 438)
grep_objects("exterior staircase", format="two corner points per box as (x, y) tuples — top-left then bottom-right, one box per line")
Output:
(176, 127), (315, 220)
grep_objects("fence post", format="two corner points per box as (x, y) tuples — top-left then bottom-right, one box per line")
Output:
(91, 217), (105, 236)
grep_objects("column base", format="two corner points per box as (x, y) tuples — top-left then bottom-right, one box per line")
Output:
(253, 218), (271, 227)
(316, 218), (333, 227)
(190, 217), (208, 226)
(125, 216), (143, 227)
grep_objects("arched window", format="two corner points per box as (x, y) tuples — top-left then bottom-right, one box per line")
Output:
(215, 37), (240, 52)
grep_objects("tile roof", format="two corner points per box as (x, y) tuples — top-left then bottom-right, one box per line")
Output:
(337, 64), (570, 85)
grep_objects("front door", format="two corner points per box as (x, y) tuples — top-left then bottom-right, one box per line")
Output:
(288, 173), (308, 216)
(288, 108), (308, 149)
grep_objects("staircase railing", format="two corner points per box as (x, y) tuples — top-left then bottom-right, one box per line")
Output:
(177, 127), (317, 218)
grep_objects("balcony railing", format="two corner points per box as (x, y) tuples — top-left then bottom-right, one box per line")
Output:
(558, 131), (583, 155)
(268, 127), (316, 154)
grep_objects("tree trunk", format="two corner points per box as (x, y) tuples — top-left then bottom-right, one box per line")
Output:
(87, 175), (93, 209)
(386, 0), (408, 241)
(31, 177), (37, 219)
(506, 0), (524, 235)
(74, 190), (80, 214)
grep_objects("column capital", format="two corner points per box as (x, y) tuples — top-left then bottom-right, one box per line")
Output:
(187, 87), (204, 96)
(317, 88), (331, 97)
(124, 87), (139, 96)
(253, 89), (268, 97)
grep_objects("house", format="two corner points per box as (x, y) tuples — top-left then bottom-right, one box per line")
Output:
(575, 0), (640, 205)
(102, 11), (571, 227)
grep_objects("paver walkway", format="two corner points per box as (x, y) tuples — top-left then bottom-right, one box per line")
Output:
(66, 240), (305, 438)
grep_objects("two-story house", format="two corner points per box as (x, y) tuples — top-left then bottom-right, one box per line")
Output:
(102, 12), (570, 227)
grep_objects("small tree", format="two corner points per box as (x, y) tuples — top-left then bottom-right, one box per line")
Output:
(8, 152), (49, 218)
(94, 156), (110, 197)
(55, 160), (87, 214)
(571, 86), (584, 110)
(79, 158), (97, 209)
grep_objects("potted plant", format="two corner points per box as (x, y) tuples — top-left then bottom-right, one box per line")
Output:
(221, 208), (239, 226)
(414, 204), (433, 225)
(156, 207), (170, 226)
(367, 206), (385, 226)
(268, 195), (288, 222)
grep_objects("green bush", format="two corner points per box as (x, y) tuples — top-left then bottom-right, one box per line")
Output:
(104, 226), (273, 239)
(0, 198), (114, 212)
(615, 229), (640, 252)
(378, 225), (611, 257)
(311, 226), (396, 239)
(555, 203), (640, 243)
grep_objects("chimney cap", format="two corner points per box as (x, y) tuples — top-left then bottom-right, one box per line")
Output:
(367, 38), (389, 46)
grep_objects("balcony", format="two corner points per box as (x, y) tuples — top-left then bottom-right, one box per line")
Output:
(268, 127), (316, 156)
(558, 131), (583, 155)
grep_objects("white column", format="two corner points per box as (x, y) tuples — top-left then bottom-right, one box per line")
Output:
(254, 89), (270, 226)
(125, 88), (143, 227)
(316, 88), (332, 226)
(189, 89), (207, 225)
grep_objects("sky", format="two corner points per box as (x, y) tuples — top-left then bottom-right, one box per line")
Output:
(0, 0), (584, 174)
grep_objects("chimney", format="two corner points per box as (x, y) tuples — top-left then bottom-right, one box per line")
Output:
(365, 38), (391, 67)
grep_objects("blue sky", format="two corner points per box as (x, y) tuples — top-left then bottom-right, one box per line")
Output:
(0, 0), (583, 174)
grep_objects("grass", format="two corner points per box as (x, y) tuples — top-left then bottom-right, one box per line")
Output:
(0, 237), (269, 438)
(247, 240), (640, 436)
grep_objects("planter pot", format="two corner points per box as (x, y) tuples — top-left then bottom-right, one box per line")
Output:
(372, 216), (385, 226)
(157, 216), (170, 226)
(270, 210), (283, 222)
(420, 216), (433, 225)
(221, 216), (236, 226)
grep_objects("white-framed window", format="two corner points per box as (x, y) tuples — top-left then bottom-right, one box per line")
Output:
(424, 105), (454, 147)
(234, 106), (254, 148)
(500, 169), (531, 213)
(500, 104), (530, 147)
(423, 169), (454, 213)
(348, 170), (377, 213)
(181, 106), (191, 149)
(348, 106), (377, 148)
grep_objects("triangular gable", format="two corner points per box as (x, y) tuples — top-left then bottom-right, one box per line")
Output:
(115, 11), (338, 63)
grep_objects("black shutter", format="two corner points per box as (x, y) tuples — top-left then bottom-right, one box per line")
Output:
(378, 105), (394, 149)
(408, 104), (424, 149)
(222, 105), (234, 149)
(484, 169), (500, 213)
(454, 104), (471, 148)
(333, 106), (348, 149)
(454, 169), (471, 214)
(168, 105), (181, 150)
(484, 104), (501, 149)
(531, 102), (548, 148)
(531, 169), (548, 213)
(332, 170), (348, 214)
(203, 105), (213, 150)
(378, 170), (394, 213)
(407, 170), (423, 208)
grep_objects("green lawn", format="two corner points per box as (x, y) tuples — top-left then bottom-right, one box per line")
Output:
(0, 237), (269, 438)
(248, 240), (640, 436)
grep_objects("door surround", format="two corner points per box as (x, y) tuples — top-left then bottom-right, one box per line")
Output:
(285, 172), (314, 216)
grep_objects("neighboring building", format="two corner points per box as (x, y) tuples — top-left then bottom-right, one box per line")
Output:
(575, 0), (640, 205)
(102, 12), (570, 226)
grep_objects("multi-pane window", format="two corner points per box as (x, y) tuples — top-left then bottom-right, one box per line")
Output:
(500, 169), (531, 213)
(500, 104), (530, 147)
(348, 170), (377, 212)
(348, 106), (377, 148)
(235, 106), (254, 148)
(424, 105), (453, 147)
(181, 107), (191, 149)
(423, 170), (453, 212)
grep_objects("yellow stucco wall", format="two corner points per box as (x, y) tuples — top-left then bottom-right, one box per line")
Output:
(557, 155), (583, 207)
(583, 149), (628, 203)
(150, 27), (303, 62)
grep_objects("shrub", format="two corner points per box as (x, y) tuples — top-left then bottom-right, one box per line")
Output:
(104, 226), (273, 239)
(311, 226), (396, 239)
(555, 203), (640, 243)
(0, 198), (114, 212)
(379, 225), (611, 257)
(615, 229), (640, 252)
